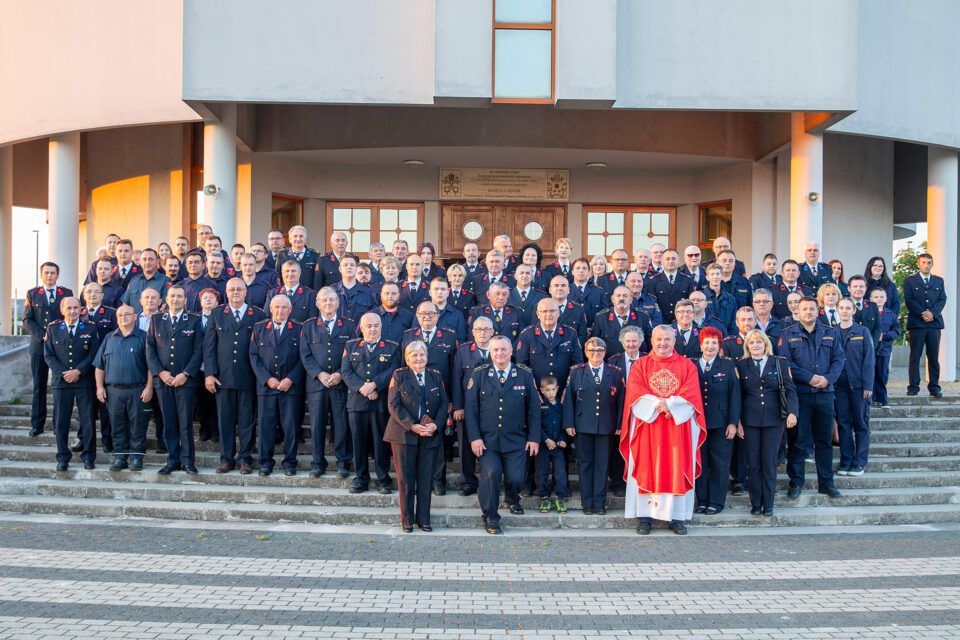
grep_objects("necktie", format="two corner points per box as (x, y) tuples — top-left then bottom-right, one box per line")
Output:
(578, 286), (585, 296)
(856, 302), (862, 312)
(295, 253), (302, 262)
(545, 331), (553, 342)
(520, 290), (527, 303)
(705, 360), (712, 372)
(494, 311), (502, 324)
(682, 330), (689, 345)
(68, 325), (75, 338)
(498, 369), (506, 385)
(276, 325), (283, 336)
(287, 289), (295, 297)
(618, 275), (624, 286)
(829, 310), (837, 325)
(423, 330), (431, 344)
(416, 372), (424, 387)
(562, 265), (568, 275)
(47, 289), (54, 304)
(669, 274), (675, 285)
(788, 286), (795, 293)
(924, 277), (929, 286)
(367, 343), (375, 353)
(592, 367), (600, 384)
(171, 314), (178, 328)
(480, 349), (487, 361)
(234, 310), (241, 321)
(326, 320), (334, 334)
(452, 292), (459, 303)
(755, 359), (763, 373)
(120, 266), (127, 279)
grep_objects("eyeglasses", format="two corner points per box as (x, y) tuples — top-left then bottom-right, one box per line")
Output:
(585, 348), (606, 353)
(416, 311), (438, 317)
(685, 253), (701, 257)
(474, 327), (494, 332)
(754, 299), (772, 304)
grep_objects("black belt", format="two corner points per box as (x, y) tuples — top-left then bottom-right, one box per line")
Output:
(107, 383), (144, 389)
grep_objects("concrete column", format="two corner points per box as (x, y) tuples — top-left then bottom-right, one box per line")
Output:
(48, 132), (81, 291)
(202, 104), (238, 245)
(789, 112), (824, 261)
(926, 146), (958, 382)
(0, 147), (12, 335)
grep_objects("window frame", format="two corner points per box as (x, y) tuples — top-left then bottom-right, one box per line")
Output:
(697, 200), (733, 254)
(271, 194), (305, 243)
(325, 201), (424, 253)
(581, 205), (678, 262)
(491, 0), (556, 104)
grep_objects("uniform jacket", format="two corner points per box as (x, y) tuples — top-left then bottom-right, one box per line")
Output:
(451, 341), (490, 411)
(514, 323), (583, 390)
(384, 368), (449, 447)
(398, 278), (432, 312)
(542, 261), (574, 284)
(373, 305), (415, 344)
(630, 292), (664, 328)
(693, 356), (741, 430)
(79, 306), (117, 341)
(867, 278), (901, 316)
(278, 247), (319, 288)
(568, 282), (605, 321)
(561, 362), (624, 435)
(837, 323), (875, 392)
(903, 273), (946, 330)
(721, 274), (753, 309)
(202, 304), (268, 389)
(332, 281), (376, 324)
(468, 304), (523, 343)
(265, 284), (316, 323)
(507, 287), (548, 328)
(43, 320), (100, 388)
(242, 271), (281, 310)
(671, 324), (703, 359)
(771, 282), (812, 319)
(556, 300), (589, 345)
(181, 275), (219, 313)
(777, 322), (846, 394)
(852, 300), (882, 350)
(447, 287), (476, 319)
(756, 316), (784, 353)
(249, 319), (305, 396)
(748, 271), (783, 292)
(145, 311), (204, 387)
(470, 271), (516, 299)
(82, 281), (124, 310)
(798, 261), (833, 291)
(703, 288), (737, 334)
(464, 364), (541, 452)
(111, 262), (141, 291)
(876, 307), (900, 357)
(312, 250), (344, 289)
(649, 271), (695, 325)
(592, 308), (651, 357)
(736, 356), (799, 427)
(436, 305), (467, 344)
(23, 285), (73, 355)
(340, 338), (401, 412)
(401, 326), (457, 384)
(300, 314), (357, 393)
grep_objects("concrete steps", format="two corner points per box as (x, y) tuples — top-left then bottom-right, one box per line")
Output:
(0, 394), (957, 531)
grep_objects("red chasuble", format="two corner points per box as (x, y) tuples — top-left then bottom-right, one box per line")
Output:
(619, 350), (705, 496)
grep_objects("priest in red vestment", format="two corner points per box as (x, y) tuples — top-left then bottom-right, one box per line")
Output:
(620, 324), (705, 535)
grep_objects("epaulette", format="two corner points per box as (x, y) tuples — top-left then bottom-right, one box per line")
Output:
(383, 339), (400, 346)
(474, 363), (491, 372)
(185, 311), (200, 318)
(571, 362), (588, 370)
(253, 318), (271, 328)
(607, 363), (622, 372)
(345, 337), (363, 345)
(515, 363), (533, 373)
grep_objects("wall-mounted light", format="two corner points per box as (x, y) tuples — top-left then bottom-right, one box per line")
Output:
(403, 159), (425, 166)
(203, 184), (221, 198)
(807, 191), (821, 205)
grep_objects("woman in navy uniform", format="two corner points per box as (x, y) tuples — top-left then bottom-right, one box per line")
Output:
(444, 264), (476, 318)
(693, 327), (741, 515)
(384, 341), (449, 533)
(864, 256), (901, 316)
(562, 337), (624, 516)
(737, 329), (798, 516)
(834, 298), (875, 477)
(827, 260), (850, 297)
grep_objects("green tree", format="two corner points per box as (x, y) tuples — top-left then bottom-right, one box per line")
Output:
(891, 242), (926, 344)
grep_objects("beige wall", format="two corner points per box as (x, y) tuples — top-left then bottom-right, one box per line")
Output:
(0, 0), (199, 145)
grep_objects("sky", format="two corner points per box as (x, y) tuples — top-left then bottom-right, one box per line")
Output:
(11, 207), (49, 296)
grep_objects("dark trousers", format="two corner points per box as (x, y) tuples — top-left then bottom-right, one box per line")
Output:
(432, 427), (456, 489)
(258, 392), (303, 470)
(744, 424), (784, 512)
(477, 448), (527, 524)
(53, 386), (95, 464)
(457, 419), (478, 490)
(696, 429), (734, 509)
(30, 353), (49, 431)
(156, 385), (197, 467)
(88, 398), (112, 450)
(873, 354), (891, 404)
(608, 434), (626, 493)
(216, 388), (256, 465)
(349, 410), (390, 487)
(392, 442), (437, 528)
(106, 386), (146, 460)
(149, 394), (165, 448)
(787, 392), (835, 490)
(307, 387), (350, 471)
(908, 328), (942, 394)
(835, 386), (870, 468)
(535, 446), (569, 498)
(195, 387), (218, 440)
(729, 437), (748, 489)
(575, 433), (609, 509)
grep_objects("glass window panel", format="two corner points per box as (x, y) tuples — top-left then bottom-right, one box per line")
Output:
(586, 236), (605, 257)
(398, 209), (419, 230)
(399, 231), (418, 248)
(651, 213), (670, 235)
(351, 231), (370, 252)
(587, 212), (605, 234)
(352, 208), (371, 230)
(495, 0), (552, 23)
(332, 208), (352, 229)
(632, 213), (650, 235)
(605, 235), (624, 255)
(632, 234), (650, 250)
(380, 231), (398, 249)
(606, 212), (624, 234)
(494, 29), (552, 99)
(380, 209), (398, 230)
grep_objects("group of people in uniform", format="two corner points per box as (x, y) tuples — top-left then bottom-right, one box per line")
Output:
(20, 224), (947, 534)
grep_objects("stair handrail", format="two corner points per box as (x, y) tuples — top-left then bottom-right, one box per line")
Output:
(0, 344), (29, 360)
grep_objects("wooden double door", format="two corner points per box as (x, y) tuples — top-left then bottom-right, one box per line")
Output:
(440, 203), (566, 261)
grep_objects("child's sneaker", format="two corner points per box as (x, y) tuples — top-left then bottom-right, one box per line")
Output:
(554, 498), (567, 514)
(538, 497), (553, 513)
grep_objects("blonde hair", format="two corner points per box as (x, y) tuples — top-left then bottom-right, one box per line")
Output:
(555, 237), (573, 251)
(816, 282), (842, 308)
(742, 329), (773, 357)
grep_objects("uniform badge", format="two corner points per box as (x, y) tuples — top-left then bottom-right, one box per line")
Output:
(467, 378), (474, 389)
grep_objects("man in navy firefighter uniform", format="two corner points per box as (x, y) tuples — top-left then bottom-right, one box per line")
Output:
(250, 295), (305, 476)
(464, 335), (541, 535)
(146, 285), (204, 475)
(45, 297), (100, 471)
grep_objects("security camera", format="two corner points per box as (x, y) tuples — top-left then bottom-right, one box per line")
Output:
(203, 184), (221, 198)
(807, 192), (821, 205)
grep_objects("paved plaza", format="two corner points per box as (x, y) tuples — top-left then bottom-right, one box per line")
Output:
(0, 517), (958, 639)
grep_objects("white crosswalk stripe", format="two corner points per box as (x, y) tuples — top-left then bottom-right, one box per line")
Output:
(1, 547), (958, 582)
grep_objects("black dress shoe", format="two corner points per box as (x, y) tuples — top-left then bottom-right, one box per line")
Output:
(819, 486), (842, 498)
(130, 459), (143, 472)
(787, 485), (802, 499)
(694, 505), (707, 514)
(582, 507), (594, 515)
(29, 429), (43, 437)
(83, 461), (95, 470)
(417, 523), (433, 532)
(70, 442), (83, 453)
(906, 390), (919, 396)
(156, 445), (168, 454)
(55, 462), (68, 472)
(762, 509), (774, 517)
(485, 522), (503, 535)
(594, 508), (606, 516)
(349, 485), (368, 494)
(199, 434), (211, 442)
(750, 506), (762, 516)
(258, 468), (272, 477)
(184, 466), (199, 475)
(669, 521), (688, 535)
(932, 391), (944, 399)
(157, 464), (177, 475)
(378, 485), (392, 495)
(509, 503), (524, 515)
(612, 487), (626, 498)
(636, 521), (651, 535)
(730, 484), (745, 496)
(433, 485), (447, 496)
(309, 469), (324, 478)
(458, 486), (477, 497)
(703, 506), (721, 515)
(402, 525), (413, 533)
(109, 459), (128, 472)
(337, 468), (350, 479)
(284, 468), (296, 477)
(102, 446), (113, 454)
